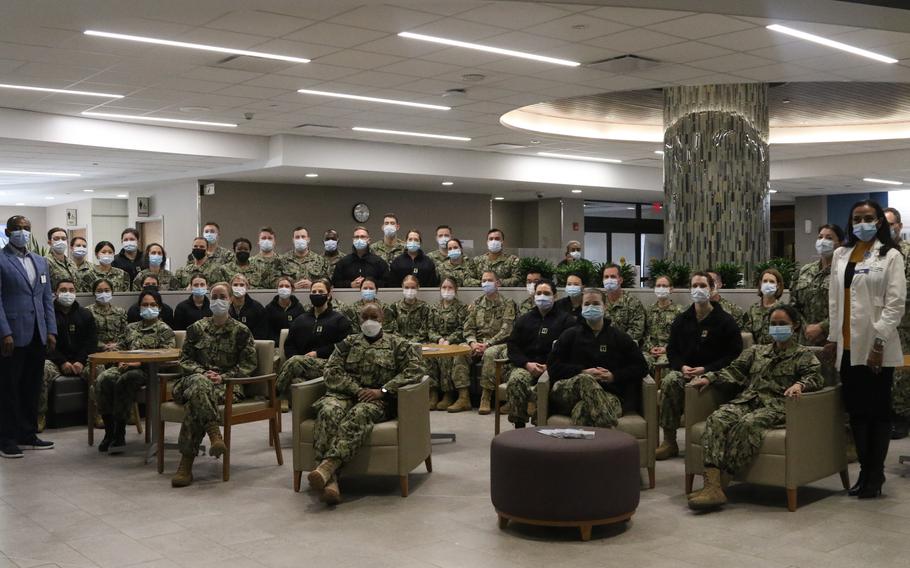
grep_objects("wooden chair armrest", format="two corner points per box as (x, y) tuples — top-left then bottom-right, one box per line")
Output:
(536, 372), (550, 426)
(222, 373), (277, 385)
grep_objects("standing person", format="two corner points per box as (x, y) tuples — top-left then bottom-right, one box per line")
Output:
(601, 263), (646, 347)
(45, 227), (78, 290)
(223, 237), (270, 289)
(185, 222), (233, 266)
(745, 268), (785, 345)
(250, 227), (281, 289)
(227, 274), (268, 340)
(554, 273), (584, 319)
(263, 276), (306, 345)
(557, 241), (584, 267)
(643, 275), (684, 375)
(173, 275), (212, 331)
(372, 213), (406, 264)
(437, 238), (471, 287)
(427, 225), (453, 267)
(126, 275), (175, 328)
(174, 237), (230, 289)
(883, 208), (910, 439)
(113, 228), (143, 284)
(331, 227), (389, 288)
(706, 270), (747, 330)
(388, 230), (438, 288)
(280, 227), (330, 291)
(322, 229), (342, 270)
(470, 229), (521, 287)
(428, 277), (471, 412)
(132, 243), (178, 291)
(70, 236), (94, 292)
(791, 225), (844, 346)
(92, 241), (131, 292)
(0, 215), (57, 458)
(827, 199), (906, 499)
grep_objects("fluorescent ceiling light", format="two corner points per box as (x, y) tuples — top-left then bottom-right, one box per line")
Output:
(82, 112), (237, 128)
(398, 31), (580, 67)
(44, 196), (54, 200)
(493, 196), (505, 200)
(441, 181), (454, 186)
(766, 24), (898, 64)
(863, 177), (902, 185)
(84, 30), (310, 63)
(117, 194), (128, 198)
(537, 152), (622, 163)
(298, 89), (449, 111)
(0, 83), (122, 98)
(305, 173), (319, 178)
(571, 189), (582, 193)
(0, 169), (80, 177)
(15, 202), (24, 205)
(352, 126), (470, 141)
(82, 189), (94, 192)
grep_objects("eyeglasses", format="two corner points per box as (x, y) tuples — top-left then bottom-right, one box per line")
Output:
(851, 215), (878, 224)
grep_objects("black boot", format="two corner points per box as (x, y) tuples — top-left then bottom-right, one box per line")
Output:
(890, 414), (908, 440)
(98, 414), (115, 453)
(859, 419), (891, 499)
(109, 420), (127, 454)
(848, 418), (870, 496)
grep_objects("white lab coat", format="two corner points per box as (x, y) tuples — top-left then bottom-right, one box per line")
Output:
(828, 239), (906, 369)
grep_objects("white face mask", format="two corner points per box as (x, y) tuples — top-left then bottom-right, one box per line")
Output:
(57, 292), (76, 306)
(259, 239), (274, 252)
(603, 277), (619, 291)
(437, 236), (450, 248)
(481, 281), (497, 295)
(51, 240), (68, 254)
(361, 319), (382, 338)
(99, 253), (115, 265)
(210, 298), (230, 316)
(654, 286), (670, 299)
(440, 289), (455, 301)
(565, 284), (582, 297)
(761, 282), (778, 296)
(526, 283), (536, 296)
(232, 286), (247, 297)
(95, 291), (113, 304)
(402, 288), (418, 300)
(72, 246), (87, 259)
(324, 239), (338, 252)
(691, 287), (710, 304)
(815, 238), (835, 256)
(277, 287), (292, 299)
(568, 250), (581, 260)
(294, 238), (309, 252)
(487, 239), (502, 253)
(382, 225), (397, 238)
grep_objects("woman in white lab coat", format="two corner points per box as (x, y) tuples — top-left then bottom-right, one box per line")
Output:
(827, 199), (906, 499)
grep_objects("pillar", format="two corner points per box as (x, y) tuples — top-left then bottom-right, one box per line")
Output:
(663, 83), (770, 279)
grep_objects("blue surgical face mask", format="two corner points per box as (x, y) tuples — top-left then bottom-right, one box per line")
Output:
(140, 307), (160, 320)
(406, 241), (420, 253)
(353, 238), (368, 251)
(602, 277), (619, 291)
(148, 254), (163, 267)
(815, 238), (835, 256)
(122, 240), (138, 252)
(51, 240), (68, 254)
(581, 304), (604, 322)
(447, 248), (462, 260)
(534, 294), (553, 309)
(72, 246), (88, 259)
(760, 282), (778, 296)
(203, 231), (217, 244)
(8, 229), (30, 248)
(323, 239), (337, 252)
(691, 287), (710, 304)
(768, 325), (793, 343)
(565, 285), (582, 297)
(361, 288), (376, 301)
(191, 287), (207, 297)
(852, 222), (878, 242)
(481, 281), (497, 295)
(95, 291), (113, 304)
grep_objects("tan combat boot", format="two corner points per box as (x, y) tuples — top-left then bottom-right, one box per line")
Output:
(446, 388), (472, 413)
(428, 388), (440, 411)
(436, 391), (455, 411)
(321, 476), (342, 505)
(688, 467), (727, 510)
(655, 428), (679, 461)
(478, 389), (493, 415)
(206, 425), (227, 458)
(498, 402), (511, 415)
(171, 455), (195, 487)
(308, 458), (340, 491)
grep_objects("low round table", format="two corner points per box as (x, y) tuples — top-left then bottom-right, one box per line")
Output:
(491, 427), (640, 541)
(420, 343), (471, 443)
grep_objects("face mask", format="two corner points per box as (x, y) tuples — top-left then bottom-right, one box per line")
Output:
(406, 241), (420, 253)
(51, 240), (67, 254)
(192, 287), (208, 297)
(140, 307), (160, 321)
(761, 282), (778, 296)
(191, 248), (206, 260)
(95, 291), (112, 304)
(210, 298), (230, 316)
(259, 239), (274, 252)
(403, 288), (418, 300)
(487, 239), (502, 253)
(203, 231), (217, 244)
(437, 237), (450, 248)
(294, 238), (309, 252)
(353, 238), (368, 251)
(447, 249), (462, 260)
(148, 254), (163, 267)
(569, 250), (581, 260)
(691, 287), (710, 304)
(8, 229), (30, 248)
(440, 290), (455, 301)
(852, 222), (878, 242)
(309, 293), (328, 307)
(526, 283), (536, 296)
(99, 253), (115, 265)
(235, 251), (250, 264)
(57, 292), (76, 307)
(361, 288), (376, 301)
(566, 285), (582, 297)
(277, 287), (292, 299)
(581, 305), (604, 322)
(72, 246), (87, 259)
(768, 325), (793, 343)
(481, 281), (497, 295)
(143, 284), (158, 292)
(654, 286), (670, 299)
(382, 225), (397, 238)
(361, 319), (382, 338)
(324, 239), (338, 252)
(122, 240), (138, 252)
(815, 238), (835, 256)
(232, 286), (247, 297)
(603, 278), (619, 291)
(534, 294), (553, 309)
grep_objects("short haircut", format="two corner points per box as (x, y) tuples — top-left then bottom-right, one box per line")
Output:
(95, 240), (115, 255)
(690, 271), (715, 289)
(402, 274), (420, 287)
(534, 279), (556, 294)
(884, 207), (902, 224)
(324, 228), (338, 238)
(292, 226), (308, 234)
(583, 287), (606, 302)
(487, 228), (504, 239)
(232, 237), (252, 250)
(259, 226), (275, 236)
(6, 215), (26, 228)
(565, 271), (585, 283)
(482, 270), (499, 280)
(353, 226), (369, 235)
(192, 236), (207, 245)
(601, 263), (620, 276)
(137, 289), (163, 308)
(47, 227), (67, 240)
(360, 276), (378, 289)
(55, 278), (76, 290)
(121, 228), (139, 239)
(383, 213), (399, 224)
(203, 222), (220, 231)
(436, 225), (452, 233)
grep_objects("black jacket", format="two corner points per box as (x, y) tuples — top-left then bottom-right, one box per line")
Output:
(264, 295), (306, 345)
(554, 296), (582, 320)
(112, 250), (143, 284)
(285, 307), (351, 359)
(229, 295), (269, 340)
(332, 248), (389, 288)
(173, 296), (211, 331)
(548, 319), (648, 412)
(387, 250), (439, 288)
(667, 302), (742, 372)
(127, 302), (175, 328)
(50, 300), (97, 366)
(507, 307), (576, 368)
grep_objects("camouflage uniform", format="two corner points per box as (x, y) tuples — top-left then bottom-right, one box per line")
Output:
(339, 300), (393, 333)
(371, 239), (406, 264)
(313, 332), (423, 464)
(744, 301), (783, 345)
(278, 356), (327, 396)
(87, 303), (128, 351)
(437, 260), (472, 287)
(174, 262), (231, 289)
(95, 320), (176, 421)
(643, 301), (683, 371)
(323, 253), (342, 271)
(279, 252), (331, 284)
(518, 296), (536, 316)
(186, 246), (234, 266)
(701, 343), (822, 474)
(464, 294), (518, 390)
(45, 254), (78, 291)
(40, 361), (91, 418)
(250, 253), (282, 287)
(386, 299), (432, 343)
(73, 261), (96, 292)
(605, 292), (646, 347)
(550, 373), (623, 428)
(892, 240), (910, 419)
(716, 296), (748, 330)
(91, 266), (131, 292)
(427, 249), (448, 268)
(469, 253), (521, 287)
(790, 260), (831, 344)
(173, 318), (257, 457)
(132, 268), (179, 291)
(427, 299), (471, 391)
(221, 261), (271, 289)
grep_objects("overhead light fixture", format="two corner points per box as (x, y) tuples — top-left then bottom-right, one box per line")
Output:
(82, 112), (237, 128)
(305, 173), (319, 178)
(44, 196), (55, 200)
(0, 169), (81, 177)
(537, 152), (622, 163)
(441, 181), (454, 186)
(398, 31), (580, 67)
(84, 30), (310, 63)
(298, 89), (450, 111)
(352, 126), (471, 141)
(493, 196), (505, 200)
(863, 177), (903, 185)
(117, 194), (128, 198)
(0, 83), (123, 98)
(15, 202), (24, 205)
(82, 189), (94, 192)
(766, 24), (898, 64)
(571, 189), (583, 193)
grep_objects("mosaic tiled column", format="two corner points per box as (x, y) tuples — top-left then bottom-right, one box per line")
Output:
(663, 83), (770, 280)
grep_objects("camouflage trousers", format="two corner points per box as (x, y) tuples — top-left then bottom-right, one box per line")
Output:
(702, 398), (784, 474)
(40, 361), (91, 419)
(658, 370), (687, 430)
(479, 343), (510, 391)
(312, 393), (390, 464)
(506, 368), (539, 424)
(428, 353), (471, 392)
(172, 374), (244, 457)
(893, 368), (910, 419)
(95, 366), (147, 421)
(550, 373), (622, 428)
(643, 352), (668, 378)
(276, 355), (326, 399)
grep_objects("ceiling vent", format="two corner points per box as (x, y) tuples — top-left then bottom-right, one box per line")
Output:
(293, 123), (340, 133)
(213, 54), (292, 74)
(486, 143), (527, 150)
(587, 54), (661, 74)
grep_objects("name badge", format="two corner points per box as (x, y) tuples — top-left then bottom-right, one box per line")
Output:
(856, 268), (870, 274)
(540, 328), (548, 335)
(701, 330), (709, 338)
(316, 325), (323, 334)
(40, 274), (47, 284)
(241, 316), (247, 323)
(599, 345), (607, 353)
(69, 324), (75, 333)
(287, 316), (293, 322)
(413, 268), (418, 274)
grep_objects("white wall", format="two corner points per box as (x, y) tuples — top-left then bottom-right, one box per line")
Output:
(91, 199), (128, 250)
(46, 198), (93, 251)
(125, 179), (200, 258)
(794, 196), (828, 264)
(0, 206), (47, 248)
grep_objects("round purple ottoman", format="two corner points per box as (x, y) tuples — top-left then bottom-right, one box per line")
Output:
(490, 427), (640, 540)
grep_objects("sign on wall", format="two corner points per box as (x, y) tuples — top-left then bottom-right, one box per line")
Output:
(65, 209), (77, 226)
(137, 196), (150, 217)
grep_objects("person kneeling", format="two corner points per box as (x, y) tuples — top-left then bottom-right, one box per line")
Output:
(687, 305), (822, 511)
(308, 304), (423, 504)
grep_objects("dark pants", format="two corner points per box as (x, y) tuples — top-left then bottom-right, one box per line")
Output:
(0, 331), (45, 445)
(841, 350), (894, 480)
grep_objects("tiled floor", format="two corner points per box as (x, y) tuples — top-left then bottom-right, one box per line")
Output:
(1, 412), (909, 568)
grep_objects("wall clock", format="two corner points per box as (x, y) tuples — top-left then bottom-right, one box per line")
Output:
(352, 202), (370, 223)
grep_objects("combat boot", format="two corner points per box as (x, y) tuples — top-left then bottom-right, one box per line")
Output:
(98, 414), (115, 453)
(171, 455), (194, 487)
(527, 401), (537, 422)
(94, 413), (105, 429)
(498, 402), (511, 415)
(428, 388), (440, 411)
(321, 476), (342, 505)
(446, 388), (472, 413)
(109, 420), (127, 454)
(206, 425), (226, 458)
(655, 429), (679, 460)
(308, 458), (340, 491)
(478, 389), (493, 415)
(436, 391), (455, 411)
(688, 467), (727, 510)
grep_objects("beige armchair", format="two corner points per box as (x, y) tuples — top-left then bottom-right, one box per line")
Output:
(684, 383), (849, 511)
(276, 328), (289, 372)
(157, 339), (283, 481)
(291, 375), (432, 497)
(536, 373), (658, 489)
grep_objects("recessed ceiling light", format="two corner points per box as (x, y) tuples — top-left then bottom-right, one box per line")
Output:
(352, 126), (471, 141)
(84, 30), (310, 63)
(441, 181), (454, 186)
(179, 106), (211, 113)
(626, 206), (635, 210)
(571, 189), (582, 193)
(82, 189), (94, 192)
(0, 83), (122, 98)
(493, 196), (505, 201)
(298, 89), (450, 111)
(766, 24), (898, 64)
(44, 196), (55, 200)
(863, 177), (903, 185)
(537, 152), (622, 164)
(15, 202), (24, 205)
(117, 194), (128, 198)
(398, 32), (580, 67)
(82, 112), (237, 128)
(305, 173), (319, 178)
(654, 150), (664, 155)
(0, 169), (81, 177)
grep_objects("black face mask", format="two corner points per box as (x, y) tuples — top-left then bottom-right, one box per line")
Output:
(235, 251), (250, 263)
(142, 285), (159, 293)
(309, 294), (328, 307)
(191, 249), (206, 260)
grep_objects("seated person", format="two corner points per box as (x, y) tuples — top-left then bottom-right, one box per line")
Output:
(276, 279), (351, 400)
(307, 303), (423, 505)
(687, 305), (821, 511)
(437, 238), (471, 287)
(707, 270), (747, 330)
(95, 290), (175, 454)
(557, 240), (584, 266)
(656, 272), (742, 460)
(643, 275), (683, 374)
(518, 268), (545, 315)
(40, 279), (97, 432)
(227, 273), (269, 340)
(554, 272), (584, 319)
(505, 280), (576, 428)
(546, 288), (648, 427)
(170, 282), (257, 488)
(264, 276), (306, 345)
(428, 277), (471, 412)
(126, 274), (175, 328)
(173, 275), (212, 331)
(386, 275), (432, 344)
(339, 277), (392, 332)
(745, 268), (785, 345)
(175, 237), (231, 289)
(602, 263), (646, 346)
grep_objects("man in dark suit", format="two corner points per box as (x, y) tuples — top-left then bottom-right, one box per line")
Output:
(0, 215), (58, 458)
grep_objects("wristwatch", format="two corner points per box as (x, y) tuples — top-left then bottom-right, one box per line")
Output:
(873, 337), (886, 349)
(380, 387), (389, 396)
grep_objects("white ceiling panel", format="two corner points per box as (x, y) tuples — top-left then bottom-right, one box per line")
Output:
(584, 28), (685, 53)
(637, 41), (734, 64)
(646, 14), (754, 40)
(585, 7), (693, 27)
(204, 10), (313, 37)
(454, 3), (570, 30)
(284, 22), (388, 49)
(327, 5), (443, 34)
